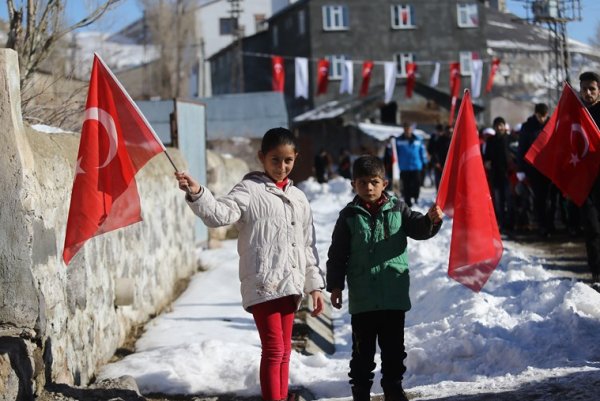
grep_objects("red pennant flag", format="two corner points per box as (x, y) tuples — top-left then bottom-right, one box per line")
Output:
(448, 62), (461, 126)
(63, 54), (166, 265)
(449, 62), (461, 98)
(316, 59), (330, 95)
(359, 60), (374, 97)
(485, 57), (501, 93)
(525, 83), (600, 206)
(437, 90), (503, 292)
(271, 56), (285, 92)
(405, 62), (417, 98)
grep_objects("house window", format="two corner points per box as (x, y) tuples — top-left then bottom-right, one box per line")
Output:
(322, 5), (349, 31)
(457, 3), (479, 28)
(460, 51), (478, 75)
(298, 10), (306, 35)
(391, 5), (415, 29)
(272, 25), (279, 48)
(219, 17), (238, 35)
(327, 55), (346, 80)
(394, 52), (414, 77)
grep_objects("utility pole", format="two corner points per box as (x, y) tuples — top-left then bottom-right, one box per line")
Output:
(513, 0), (582, 104)
(228, 0), (244, 93)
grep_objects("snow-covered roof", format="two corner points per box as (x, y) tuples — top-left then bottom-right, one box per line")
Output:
(358, 122), (429, 142)
(486, 8), (599, 59)
(68, 31), (159, 79)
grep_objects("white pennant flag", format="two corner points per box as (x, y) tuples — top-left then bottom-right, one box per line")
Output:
(384, 62), (396, 104)
(429, 62), (440, 87)
(471, 59), (483, 98)
(340, 61), (354, 95)
(295, 57), (308, 99)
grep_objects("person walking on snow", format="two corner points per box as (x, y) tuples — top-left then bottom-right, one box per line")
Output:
(578, 71), (600, 287)
(326, 155), (443, 401)
(175, 127), (325, 401)
(395, 121), (428, 207)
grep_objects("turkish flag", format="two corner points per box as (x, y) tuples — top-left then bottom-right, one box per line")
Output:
(271, 56), (285, 92)
(359, 60), (374, 97)
(405, 62), (417, 98)
(485, 57), (501, 93)
(525, 83), (600, 206)
(63, 54), (165, 265)
(437, 90), (503, 292)
(316, 59), (330, 95)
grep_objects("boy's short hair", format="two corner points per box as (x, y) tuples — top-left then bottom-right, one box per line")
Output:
(492, 116), (506, 127)
(534, 103), (549, 115)
(579, 71), (600, 84)
(352, 155), (386, 180)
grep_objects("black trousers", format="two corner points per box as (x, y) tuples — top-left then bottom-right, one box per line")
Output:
(349, 310), (407, 392)
(400, 170), (421, 207)
(582, 198), (600, 276)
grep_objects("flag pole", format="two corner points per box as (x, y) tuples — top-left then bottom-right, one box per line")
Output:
(93, 52), (184, 174)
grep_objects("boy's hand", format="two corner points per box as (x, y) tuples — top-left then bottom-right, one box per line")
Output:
(427, 203), (443, 224)
(310, 290), (324, 317)
(330, 288), (343, 309)
(174, 171), (201, 195)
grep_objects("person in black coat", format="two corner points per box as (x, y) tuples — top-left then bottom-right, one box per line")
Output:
(578, 71), (600, 286)
(484, 117), (514, 232)
(517, 103), (551, 237)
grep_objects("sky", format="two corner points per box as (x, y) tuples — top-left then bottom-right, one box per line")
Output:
(93, 177), (600, 399)
(1, 1), (598, 45)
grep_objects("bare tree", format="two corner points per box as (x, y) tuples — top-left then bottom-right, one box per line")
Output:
(4, 0), (124, 129)
(5, 0), (122, 88)
(139, 0), (197, 99)
(591, 20), (600, 48)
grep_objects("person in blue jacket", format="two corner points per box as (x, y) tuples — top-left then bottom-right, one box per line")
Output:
(396, 121), (428, 206)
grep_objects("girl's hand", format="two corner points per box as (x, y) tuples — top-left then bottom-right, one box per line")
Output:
(330, 288), (343, 309)
(427, 203), (443, 224)
(174, 171), (201, 195)
(310, 290), (324, 317)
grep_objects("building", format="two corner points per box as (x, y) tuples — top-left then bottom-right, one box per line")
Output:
(210, 0), (599, 122)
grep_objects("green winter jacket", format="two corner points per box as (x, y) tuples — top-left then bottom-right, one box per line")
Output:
(326, 193), (441, 314)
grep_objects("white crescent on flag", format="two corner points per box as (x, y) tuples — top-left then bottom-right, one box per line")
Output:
(84, 107), (119, 169)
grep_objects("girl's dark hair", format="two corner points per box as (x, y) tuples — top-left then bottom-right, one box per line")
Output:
(261, 127), (297, 154)
(352, 155), (385, 179)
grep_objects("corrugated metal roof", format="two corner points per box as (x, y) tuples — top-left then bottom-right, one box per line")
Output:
(199, 91), (289, 139)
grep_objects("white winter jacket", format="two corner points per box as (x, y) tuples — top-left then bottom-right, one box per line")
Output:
(187, 172), (325, 312)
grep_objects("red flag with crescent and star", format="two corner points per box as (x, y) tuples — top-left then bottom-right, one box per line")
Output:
(271, 55), (285, 92)
(316, 58), (330, 95)
(63, 53), (166, 265)
(525, 82), (600, 206)
(359, 60), (374, 97)
(437, 90), (503, 292)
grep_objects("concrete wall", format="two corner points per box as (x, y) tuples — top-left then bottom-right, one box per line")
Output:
(0, 49), (197, 398)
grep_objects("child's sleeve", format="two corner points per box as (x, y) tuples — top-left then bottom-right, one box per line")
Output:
(326, 212), (351, 291)
(186, 182), (249, 227)
(303, 211), (326, 294)
(401, 202), (442, 240)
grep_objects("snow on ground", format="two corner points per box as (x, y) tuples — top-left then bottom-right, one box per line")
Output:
(98, 177), (600, 399)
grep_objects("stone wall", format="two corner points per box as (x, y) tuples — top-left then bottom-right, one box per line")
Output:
(0, 49), (197, 398)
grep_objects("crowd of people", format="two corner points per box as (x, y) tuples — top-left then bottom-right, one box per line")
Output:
(315, 71), (600, 288)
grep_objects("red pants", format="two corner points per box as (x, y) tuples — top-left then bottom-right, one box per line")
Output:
(251, 296), (296, 401)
